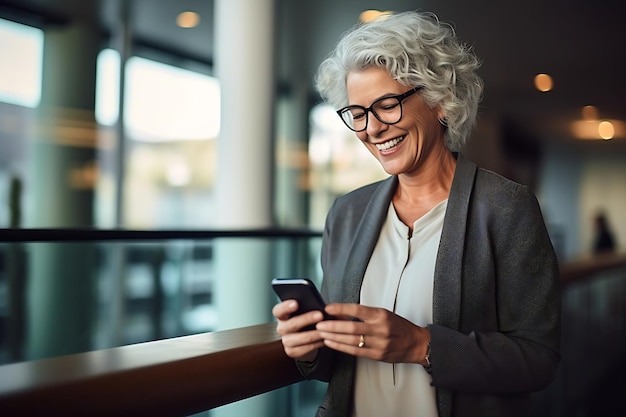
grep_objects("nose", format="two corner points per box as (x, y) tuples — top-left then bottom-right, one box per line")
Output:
(365, 110), (388, 136)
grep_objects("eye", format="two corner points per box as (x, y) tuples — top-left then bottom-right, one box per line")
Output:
(350, 109), (366, 120)
(375, 98), (400, 112)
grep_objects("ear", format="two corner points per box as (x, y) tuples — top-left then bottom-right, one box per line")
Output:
(435, 106), (446, 121)
(435, 107), (448, 128)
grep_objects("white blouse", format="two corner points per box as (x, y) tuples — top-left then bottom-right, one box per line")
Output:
(351, 199), (447, 417)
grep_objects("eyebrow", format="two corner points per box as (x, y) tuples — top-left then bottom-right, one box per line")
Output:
(347, 91), (403, 107)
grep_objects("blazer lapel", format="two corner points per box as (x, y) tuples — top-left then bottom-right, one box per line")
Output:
(341, 176), (397, 303)
(432, 155), (476, 417)
(433, 154), (476, 329)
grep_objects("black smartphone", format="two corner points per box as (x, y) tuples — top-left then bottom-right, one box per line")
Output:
(271, 278), (333, 322)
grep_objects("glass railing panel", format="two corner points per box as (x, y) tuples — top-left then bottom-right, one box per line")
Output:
(532, 263), (626, 417)
(0, 234), (323, 365)
(1, 232), (328, 416)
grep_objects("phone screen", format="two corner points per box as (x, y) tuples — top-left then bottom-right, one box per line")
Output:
(271, 278), (332, 321)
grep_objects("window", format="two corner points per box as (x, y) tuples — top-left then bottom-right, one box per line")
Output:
(95, 49), (220, 228)
(96, 49), (220, 140)
(0, 18), (43, 108)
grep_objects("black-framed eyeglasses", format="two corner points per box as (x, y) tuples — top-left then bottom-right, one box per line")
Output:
(336, 86), (423, 132)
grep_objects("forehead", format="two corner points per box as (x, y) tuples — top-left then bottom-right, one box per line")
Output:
(346, 67), (405, 103)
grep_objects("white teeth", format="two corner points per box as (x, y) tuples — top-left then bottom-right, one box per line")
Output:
(375, 136), (405, 151)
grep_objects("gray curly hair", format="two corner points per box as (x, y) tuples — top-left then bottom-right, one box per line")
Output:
(314, 11), (483, 151)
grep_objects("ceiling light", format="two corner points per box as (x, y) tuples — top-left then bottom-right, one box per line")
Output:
(177, 11), (200, 28)
(582, 105), (598, 120)
(598, 121), (615, 140)
(534, 73), (553, 92)
(359, 10), (393, 23)
(571, 118), (625, 140)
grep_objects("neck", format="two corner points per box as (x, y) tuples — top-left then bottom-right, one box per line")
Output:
(395, 149), (456, 205)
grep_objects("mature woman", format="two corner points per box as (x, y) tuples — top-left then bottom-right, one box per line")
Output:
(273, 11), (560, 417)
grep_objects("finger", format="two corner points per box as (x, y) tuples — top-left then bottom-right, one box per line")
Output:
(283, 340), (325, 361)
(280, 330), (325, 361)
(316, 316), (366, 334)
(281, 328), (323, 347)
(319, 331), (365, 348)
(277, 310), (324, 335)
(322, 337), (371, 358)
(272, 300), (298, 320)
(325, 303), (372, 321)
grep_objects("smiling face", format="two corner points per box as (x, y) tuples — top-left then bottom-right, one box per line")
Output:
(346, 67), (447, 177)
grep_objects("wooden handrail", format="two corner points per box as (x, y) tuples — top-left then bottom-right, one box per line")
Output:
(0, 322), (303, 416)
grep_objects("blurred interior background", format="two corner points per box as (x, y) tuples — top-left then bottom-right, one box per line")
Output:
(0, 1), (625, 416)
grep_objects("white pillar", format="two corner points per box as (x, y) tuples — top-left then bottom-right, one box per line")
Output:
(214, 0), (275, 228)
(212, 1), (281, 416)
(213, 0), (276, 326)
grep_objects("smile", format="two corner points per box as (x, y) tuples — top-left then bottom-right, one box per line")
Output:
(375, 136), (405, 151)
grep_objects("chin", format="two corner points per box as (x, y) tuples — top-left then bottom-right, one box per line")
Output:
(379, 164), (404, 176)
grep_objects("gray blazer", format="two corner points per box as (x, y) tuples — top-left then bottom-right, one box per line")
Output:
(297, 155), (561, 417)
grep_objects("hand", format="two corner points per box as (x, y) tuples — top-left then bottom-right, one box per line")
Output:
(316, 303), (430, 365)
(272, 300), (326, 362)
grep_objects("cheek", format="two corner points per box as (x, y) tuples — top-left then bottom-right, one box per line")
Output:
(404, 100), (439, 124)
(405, 112), (439, 137)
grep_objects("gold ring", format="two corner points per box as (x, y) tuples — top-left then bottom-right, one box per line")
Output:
(358, 334), (365, 348)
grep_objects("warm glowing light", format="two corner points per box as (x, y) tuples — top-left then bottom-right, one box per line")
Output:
(571, 119), (625, 140)
(177, 11), (200, 28)
(534, 73), (553, 92)
(598, 121), (615, 140)
(359, 10), (393, 23)
(582, 105), (598, 120)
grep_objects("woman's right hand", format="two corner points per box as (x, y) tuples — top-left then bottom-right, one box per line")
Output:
(272, 300), (326, 362)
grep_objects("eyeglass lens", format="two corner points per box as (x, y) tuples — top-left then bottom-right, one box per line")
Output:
(341, 96), (404, 132)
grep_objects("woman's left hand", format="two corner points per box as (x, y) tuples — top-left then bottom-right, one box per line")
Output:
(316, 303), (430, 365)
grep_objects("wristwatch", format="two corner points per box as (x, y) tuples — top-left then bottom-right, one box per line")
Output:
(423, 342), (432, 374)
